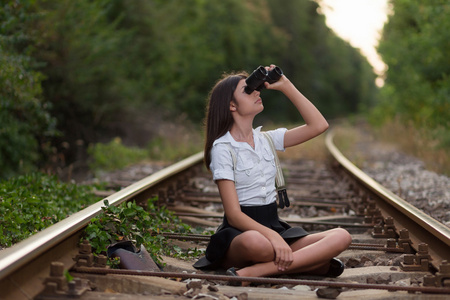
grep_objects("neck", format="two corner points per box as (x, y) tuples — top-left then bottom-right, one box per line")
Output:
(230, 122), (253, 140)
(230, 113), (255, 147)
(230, 123), (255, 149)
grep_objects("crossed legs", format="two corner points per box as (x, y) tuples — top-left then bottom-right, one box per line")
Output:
(222, 228), (352, 278)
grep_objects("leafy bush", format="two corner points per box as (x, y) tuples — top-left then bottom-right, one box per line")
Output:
(83, 198), (199, 265)
(376, 0), (449, 132)
(1, 0), (379, 179)
(0, 2), (58, 179)
(0, 173), (101, 247)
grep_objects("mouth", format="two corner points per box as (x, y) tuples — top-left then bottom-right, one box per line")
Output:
(255, 98), (262, 104)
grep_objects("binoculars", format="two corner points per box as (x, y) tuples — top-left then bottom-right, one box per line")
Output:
(244, 65), (283, 94)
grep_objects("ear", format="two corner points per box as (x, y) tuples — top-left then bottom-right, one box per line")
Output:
(230, 101), (237, 112)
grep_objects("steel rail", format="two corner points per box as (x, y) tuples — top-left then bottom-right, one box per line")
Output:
(73, 266), (450, 294)
(0, 152), (204, 285)
(325, 130), (450, 269)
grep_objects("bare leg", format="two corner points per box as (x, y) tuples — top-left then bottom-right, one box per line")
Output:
(222, 230), (274, 269)
(233, 228), (352, 278)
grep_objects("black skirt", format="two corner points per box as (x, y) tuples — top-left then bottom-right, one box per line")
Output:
(193, 201), (309, 270)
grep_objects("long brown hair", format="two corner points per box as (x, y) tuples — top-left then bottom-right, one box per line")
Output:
(204, 72), (247, 170)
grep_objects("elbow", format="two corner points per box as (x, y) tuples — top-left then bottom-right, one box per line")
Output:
(322, 121), (329, 133)
(227, 216), (239, 228)
(226, 211), (245, 229)
(317, 120), (329, 134)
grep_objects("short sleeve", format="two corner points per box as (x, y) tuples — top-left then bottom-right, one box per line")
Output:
(266, 128), (287, 151)
(209, 143), (235, 182)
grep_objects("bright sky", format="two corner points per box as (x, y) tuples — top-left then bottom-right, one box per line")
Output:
(318, 0), (389, 85)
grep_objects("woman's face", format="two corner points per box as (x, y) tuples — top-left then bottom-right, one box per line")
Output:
(231, 79), (264, 116)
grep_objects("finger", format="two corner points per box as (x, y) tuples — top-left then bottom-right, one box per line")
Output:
(277, 251), (288, 271)
(274, 249), (281, 265)
(280, 250), (293, 271)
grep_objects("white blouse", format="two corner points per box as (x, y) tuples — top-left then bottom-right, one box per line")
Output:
(209, 126), (287, 206)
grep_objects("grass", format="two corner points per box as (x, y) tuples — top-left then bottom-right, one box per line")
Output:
(88, 130), (203, 174)
(279, 134), (330, 162)
(331, 119), (449, 176)
(371, 119), (449, 176)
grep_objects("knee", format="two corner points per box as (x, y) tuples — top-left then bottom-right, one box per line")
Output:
(240, 230), (273, 261)
(332, 228), (352, 251)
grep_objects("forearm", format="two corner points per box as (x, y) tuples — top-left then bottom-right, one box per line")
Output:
(269, 77), (328, 147)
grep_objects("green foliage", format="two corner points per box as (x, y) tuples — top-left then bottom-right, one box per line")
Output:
(266, 0), (378, 120)
(26, 0), (377, 126)
(64, 270), (74, 283)
(1, 0), (380, 178)
(374, 0), (449, 136)
(87, 137), (148, 172)
(36, 0), (131, 132)
(83, 198), (197, 265)
(0, 173), (101, 247)
(0, 1), (59, 179)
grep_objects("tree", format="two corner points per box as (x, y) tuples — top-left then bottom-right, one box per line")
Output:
(0, 0), (379, 177)
(375, 0), (449, 133)
(0, 1), (58, 179)
(265, 0), (377, 120)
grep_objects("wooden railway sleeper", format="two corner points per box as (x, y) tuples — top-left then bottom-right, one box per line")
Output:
(158, 232), (410, 253)
(158, 188), (168, 205)
(166, 184), (176, 204)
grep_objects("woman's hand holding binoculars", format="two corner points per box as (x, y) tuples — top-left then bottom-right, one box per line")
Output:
(244, 64), (285, 94)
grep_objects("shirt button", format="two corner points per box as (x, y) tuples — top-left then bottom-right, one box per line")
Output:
(262, 187), (266, 190)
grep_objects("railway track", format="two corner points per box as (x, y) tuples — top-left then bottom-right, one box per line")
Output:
(1, 131), (449, 299)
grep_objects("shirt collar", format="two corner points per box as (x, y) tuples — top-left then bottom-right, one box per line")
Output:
(213, 126), (263, 147)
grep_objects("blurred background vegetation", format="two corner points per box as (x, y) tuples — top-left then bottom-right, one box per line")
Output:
(1, 0), (448, 180)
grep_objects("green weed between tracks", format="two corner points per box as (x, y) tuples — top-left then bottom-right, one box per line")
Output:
(1, 173), (209, 266)
(82, 198), (208, 266)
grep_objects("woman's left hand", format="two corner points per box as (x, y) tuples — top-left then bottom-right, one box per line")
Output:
(263, 64), (290, 91)
(268, 233), (294, 271)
